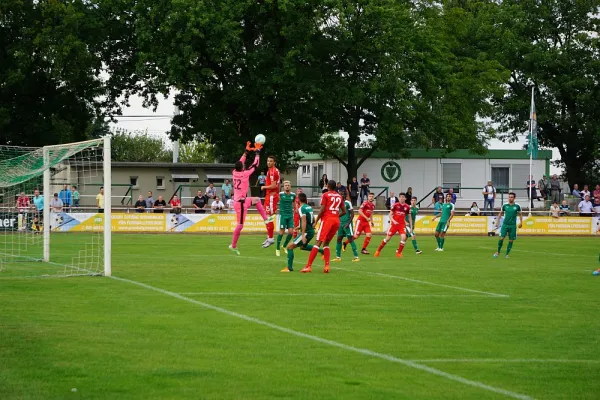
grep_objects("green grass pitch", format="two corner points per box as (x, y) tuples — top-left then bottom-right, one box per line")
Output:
(1, 234), (599, 399)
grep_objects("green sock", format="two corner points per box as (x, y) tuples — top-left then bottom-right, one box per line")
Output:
(506, 241), (513, 255)
(276, 234), (283, 250)
(283, 234), (293, 248)
(412, 239), (419, 251)
(350, 240), (358, 257)
(497, 239), (504, 253)
(436, 236), (441, 247)
(440, 238), (445, 249)
(336, 241), (342, 258)
(287, 248), (294, 270)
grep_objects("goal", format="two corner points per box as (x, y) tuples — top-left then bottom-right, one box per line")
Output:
(0, 138), (111, 277)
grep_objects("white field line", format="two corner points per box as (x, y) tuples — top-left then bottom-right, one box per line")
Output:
(411, 359), (600, 364)
(110, 275), (533, 400)
(204, 254), (510, 298)
(179, 292), (501, 298)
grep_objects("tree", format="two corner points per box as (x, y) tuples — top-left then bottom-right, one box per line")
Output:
(110, 130), (172, 162)
(178, 141), (216, 163)
(489, 0), (600, 188)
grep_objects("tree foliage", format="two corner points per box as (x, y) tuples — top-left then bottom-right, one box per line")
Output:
(110, 130), (172, 162)
(178, 141), (216, 164)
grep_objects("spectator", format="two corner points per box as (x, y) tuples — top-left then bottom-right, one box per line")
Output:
(526, 175), (538, 208)
(447, 187), (457, 204)
(211, 196), (225, 214)
(336, 181), (346, 194)
(433, 195), (443, 217)
(59, 184), (72, 209)
(482, 180), (496, 215)
(593, 195), (600, 216)
(222, 179), (233, 200)
(581, 184), (591, 200)
(256, 171), (267, 198)
(538, 175), (549, 201)
(226, 197), (235, 213)
(16, 192), (30, 231)
(405, 187), (413, 200)
(134, 195), (146, 213)
(169, 195), (182, 214)
(469, 202), (480, 216)
(319, 174), (329, 194)
(71, 186), (80, 208)
(153, 195), (167, 213)
(359, 173), (370, 203)
(578, 194), (594, 217)
(96, 187), (105, 213)
(349, 177), (359, 206)
(192, 190), (208, 214)
(550, 201), (560, 218)
(559, 200), (570, 216)
(429, 186), (444, 207)
(32, 189), (44, 232)
(51, 193), (63, 212)
(146, 191), (155, 212)
(206, 182), (217, 199)
(594, 184), (600, 203)
(571, 183), (582, 199)
(550, 174), (561, 204)
(385, 192), (399, 210)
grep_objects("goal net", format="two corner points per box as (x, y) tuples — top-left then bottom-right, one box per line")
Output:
(0, 138), (111, 277)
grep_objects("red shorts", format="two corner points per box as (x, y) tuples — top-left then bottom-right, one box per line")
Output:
(265, 193), (279, 216)
(316, 218), (340, 243)
(387, 222), (406, 237)
(354, 218), (372, 236)
(234, 198), (254, 224)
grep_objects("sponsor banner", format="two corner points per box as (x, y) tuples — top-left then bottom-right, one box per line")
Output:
(517, 216), (593, 236)
(0, 212), (19, 231)
(111, 213), (166, 232)
(412, 216), (488, 235)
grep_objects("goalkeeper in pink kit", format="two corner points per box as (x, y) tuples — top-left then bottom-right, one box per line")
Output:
(229, 141), (270, 255)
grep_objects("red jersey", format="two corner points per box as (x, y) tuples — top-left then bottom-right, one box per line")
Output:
(321, 191), (344, 219)
(266, 166), (280, 196)
(391, 202), (410, 224)
(358, 200), (375, 221)
(17, 196), (30, 210)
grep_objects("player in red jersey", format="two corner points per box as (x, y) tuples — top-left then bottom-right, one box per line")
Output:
(292, 188), (303, 239)
(343, 192), (375, 254)
(374, 193), (412, 258)
(301, 180), (346, 274)
(261, 155), (280, 248)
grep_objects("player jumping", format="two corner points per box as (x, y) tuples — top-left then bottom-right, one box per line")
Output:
(301, 180), (346, 274)
(406, 197), (423, 254)
(334, 190), (359, 262)
(374, 193), (412, 258)
(281, 192), (323, 272)
(261, 155), (280, 248)
(229, 142), (270, 255)
(275, 181), (297, 257)
(494, 192), (523, 259)
(432, 193), (455, 251)
(343, 192), (375, 254)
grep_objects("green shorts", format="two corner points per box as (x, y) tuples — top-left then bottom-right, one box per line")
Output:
(500, 224), (517, 240)
(293, 231), (314, 247)
(435, 220), (450, 233)
(277, 215), (294, 230)
(405, 226), (414, 238)
(337, 224), (354, 238)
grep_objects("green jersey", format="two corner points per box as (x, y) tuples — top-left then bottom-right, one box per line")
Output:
(439, 202), (455, 222)
(73, 191), (80, 200)
(278, 191), (296, 217)
(340, 200), (353, 226)
(405, 205), (418, 225)
(501, 203), (522, 225)
(298, 204), (315, 234)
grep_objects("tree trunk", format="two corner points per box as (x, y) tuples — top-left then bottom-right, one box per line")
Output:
(559, 146), (585, 192)
(345, 122), (360, 185)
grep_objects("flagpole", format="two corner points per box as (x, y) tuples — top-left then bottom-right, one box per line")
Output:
(528, 86), (534, 217)
(528, 148), (533, 217)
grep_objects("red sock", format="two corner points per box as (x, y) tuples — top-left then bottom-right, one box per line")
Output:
(397, 241), (405, 254)
(267, 222), (274, 239)
(323, 247), (331, 265)
(377, 240), (386, 252)
(363, 236), (371, 250)
(306, 246), (319, 267)
(293, 231), (298, 238)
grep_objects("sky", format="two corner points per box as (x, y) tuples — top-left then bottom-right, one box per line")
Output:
(110, 94), (562, 175)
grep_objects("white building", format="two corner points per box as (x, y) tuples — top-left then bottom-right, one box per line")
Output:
(295, 149), (553, 208)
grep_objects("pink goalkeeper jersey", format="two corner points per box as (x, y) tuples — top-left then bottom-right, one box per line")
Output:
(232, 153), (260, 201)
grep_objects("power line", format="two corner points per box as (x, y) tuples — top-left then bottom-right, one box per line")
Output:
(106, 115), (173, 119)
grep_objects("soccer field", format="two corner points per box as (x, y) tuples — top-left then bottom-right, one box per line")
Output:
(1, 234), (599, 399)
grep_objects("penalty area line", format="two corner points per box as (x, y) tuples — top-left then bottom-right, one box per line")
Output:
(178, 292), (504, 298)
(110, 275), (532, 400)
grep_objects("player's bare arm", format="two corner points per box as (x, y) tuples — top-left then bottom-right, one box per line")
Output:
(339, 201), (347, 217)
(314, 203), (326, 227)
(301, 214), (307, 244)
(495, 210), (504, 229)
(390, 210), (398, 224)
(518, 211), (523, 228)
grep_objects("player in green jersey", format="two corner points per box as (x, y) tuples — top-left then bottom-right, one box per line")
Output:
(276, 181), (297, 257)
(494, 192), (523, 259)
(431, 193), (455, 251)
(281, 192), (323, 272)
(405, 197), (423, 254)
(334, 190), (360, 262)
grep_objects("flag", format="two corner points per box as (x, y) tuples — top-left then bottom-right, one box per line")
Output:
(527, 87), (538, 159)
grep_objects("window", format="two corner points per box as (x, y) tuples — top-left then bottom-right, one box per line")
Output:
(301, 165), (310, 177)
(511, 164), (530, 197)
(129, 176), (138, 188)
(492, 167), (510, 193)
(442, 163), (461, 193)
(156, 176), (165, 189)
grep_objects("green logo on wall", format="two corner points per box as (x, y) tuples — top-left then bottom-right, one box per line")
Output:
(381, 161), (401, 182)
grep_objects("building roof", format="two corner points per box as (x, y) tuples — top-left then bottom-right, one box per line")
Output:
(296, 148), (553, 161)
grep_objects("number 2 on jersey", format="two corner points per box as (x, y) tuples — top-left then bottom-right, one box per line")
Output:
(234, 179), (242, 190)
(328, 196), (342, 211)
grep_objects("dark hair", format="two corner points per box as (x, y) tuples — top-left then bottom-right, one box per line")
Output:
(72, 185), (77, 189)
(412, 196), (418, 201)
(298, 192), (307, 203)
(508, 192), (516, 197)
(327, 180), (337, 190)
(268, 155), (276, 162)
(399, 192), (406, 197)
(100, 186), (104, 190)
(234, 160), (244, 171)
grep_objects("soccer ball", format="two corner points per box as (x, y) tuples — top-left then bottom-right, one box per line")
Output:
(255, 134), (266, 145)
